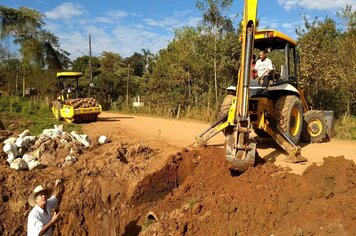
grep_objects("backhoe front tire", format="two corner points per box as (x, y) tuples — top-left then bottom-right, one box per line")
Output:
(301, 110), (327, 143)
(274, 95), (303, 145)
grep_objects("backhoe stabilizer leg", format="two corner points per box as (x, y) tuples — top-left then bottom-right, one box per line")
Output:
(225, 130), (256, 171)
(284, 146), (305, 163)
(264, 125), (307, 163)
(194, 114), (230, 147)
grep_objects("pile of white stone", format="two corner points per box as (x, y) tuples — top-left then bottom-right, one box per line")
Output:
(2, 125), (109, 171)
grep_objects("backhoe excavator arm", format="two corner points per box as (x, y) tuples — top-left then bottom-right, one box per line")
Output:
(224, 0), (258, 171)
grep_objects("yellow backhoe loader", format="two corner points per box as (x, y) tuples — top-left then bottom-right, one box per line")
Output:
(52, 72), (102, 123)
(196, 0), (333, 171)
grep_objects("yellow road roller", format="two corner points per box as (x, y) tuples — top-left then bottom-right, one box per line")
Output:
(52, 72), (102, 123)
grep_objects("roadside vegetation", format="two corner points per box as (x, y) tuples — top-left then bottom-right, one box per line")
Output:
(0, 1), (355, 139)
(335, 116), (356, 140)
(0, 97), (80, 135)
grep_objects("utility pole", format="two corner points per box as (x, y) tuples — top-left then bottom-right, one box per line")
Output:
(21, 52), (26, 97)
(126, 64), (130, 108)
(22, 75), (25, 97)
(88, 34), (93, 96)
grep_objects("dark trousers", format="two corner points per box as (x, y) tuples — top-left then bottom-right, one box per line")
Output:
(261, 75), (270, 87)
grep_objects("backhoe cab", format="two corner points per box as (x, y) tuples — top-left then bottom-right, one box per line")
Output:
(52, 72), (102, 123)
(196, 0), (333, 171)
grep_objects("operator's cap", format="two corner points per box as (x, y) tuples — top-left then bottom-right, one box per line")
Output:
(226, 86), (236, 91)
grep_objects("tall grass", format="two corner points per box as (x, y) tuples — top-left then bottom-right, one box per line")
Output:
(334, 116), (356, 140)
(0, 96), (81, 136)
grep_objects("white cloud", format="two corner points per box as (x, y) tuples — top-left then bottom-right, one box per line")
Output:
(91, 10), (129, 24)
(56, 24), (172, 59)
(112, 26), (171, 56)
(44, 21), (60, 32)
(143, 17), (180, 28)
(257, 17), (302, 39)
(55, 30), (88, 57)
(173, 10), (193, 18)
(107, 10), (128, 18)
(143, 15), (201, 31)
(278, 0), (356, 10)
(45, 8), (200, 58)
(258, 18), (279, 29)
(278, 0), (299, 10)
(45, 2), (85, 19)
(94, 17), (116, 24)
(140, 9), (201, 31)
(271, 22), (279, 28)
(130, 13), (142, 17)
(186, 17), (201, 27)
(282, 23), (294, 29)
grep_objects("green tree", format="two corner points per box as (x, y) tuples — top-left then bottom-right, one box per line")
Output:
(0, 6), (71, 96)
(336, 6), (356, 116)
(72, 55), (100, 79)
(297, 6), (356, 117)
(124, 52), (145, 76)
(145, 24), (240, 119)
(141, 49), (155, 73)
(0, 6), (70, 69)
(196, 0), (234, 107)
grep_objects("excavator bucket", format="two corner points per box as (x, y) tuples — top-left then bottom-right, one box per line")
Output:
(225, 129), (257, 172)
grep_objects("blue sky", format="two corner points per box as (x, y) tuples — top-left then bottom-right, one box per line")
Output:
(1, 0), (355, 59)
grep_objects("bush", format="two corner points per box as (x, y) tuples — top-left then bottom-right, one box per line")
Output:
(334, 116), (356, 140)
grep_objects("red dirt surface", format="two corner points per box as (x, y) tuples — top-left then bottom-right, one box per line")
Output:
(0, 113), (355, 235)
(142, 148), (356, 235)
(1, 143), (355, 235)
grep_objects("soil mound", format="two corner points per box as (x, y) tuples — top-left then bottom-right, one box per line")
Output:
(141, 148), (356, 236)
(0, 143), (355, 236)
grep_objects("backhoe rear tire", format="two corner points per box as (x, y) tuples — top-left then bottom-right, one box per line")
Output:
(274, 95), (303, 145)
(301, 110), (327, 143)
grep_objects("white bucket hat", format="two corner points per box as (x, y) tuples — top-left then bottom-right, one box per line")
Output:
(28, 185), (49, 207)
(226, 86), (236, 91)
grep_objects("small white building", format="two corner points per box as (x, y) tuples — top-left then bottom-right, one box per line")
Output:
(133, 96), (144, 108)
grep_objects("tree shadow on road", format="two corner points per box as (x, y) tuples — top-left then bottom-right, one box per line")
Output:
(98, 116), (134, 122)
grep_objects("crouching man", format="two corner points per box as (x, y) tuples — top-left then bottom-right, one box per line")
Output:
(219, 86), (236, 118)
(27, 180), (62, 236)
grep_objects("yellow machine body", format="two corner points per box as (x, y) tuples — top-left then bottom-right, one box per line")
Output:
(51, 72), (102, 123)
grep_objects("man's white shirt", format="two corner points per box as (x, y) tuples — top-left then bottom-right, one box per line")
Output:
(27, 196), (58, 236)
(255, 58), (273, 77)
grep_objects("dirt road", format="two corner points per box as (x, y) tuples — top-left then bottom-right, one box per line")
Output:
(1, 111), (355, 235)
(83, 111), (356, 174)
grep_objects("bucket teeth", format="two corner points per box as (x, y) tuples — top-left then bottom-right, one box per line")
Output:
(226, 143), (256, 172)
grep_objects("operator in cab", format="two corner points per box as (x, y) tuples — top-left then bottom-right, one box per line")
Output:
(62, 83), (75, 99)
(254, 51), (273, 87)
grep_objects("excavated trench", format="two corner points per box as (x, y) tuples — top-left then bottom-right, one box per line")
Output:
(121, 149), (199, 235)
(130, 153), (191, 205)
(1, 139), (355, 236)
(122, 148), (356, 236)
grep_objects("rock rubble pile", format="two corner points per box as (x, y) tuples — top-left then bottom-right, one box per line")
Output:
(2, 125), (107, 171)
